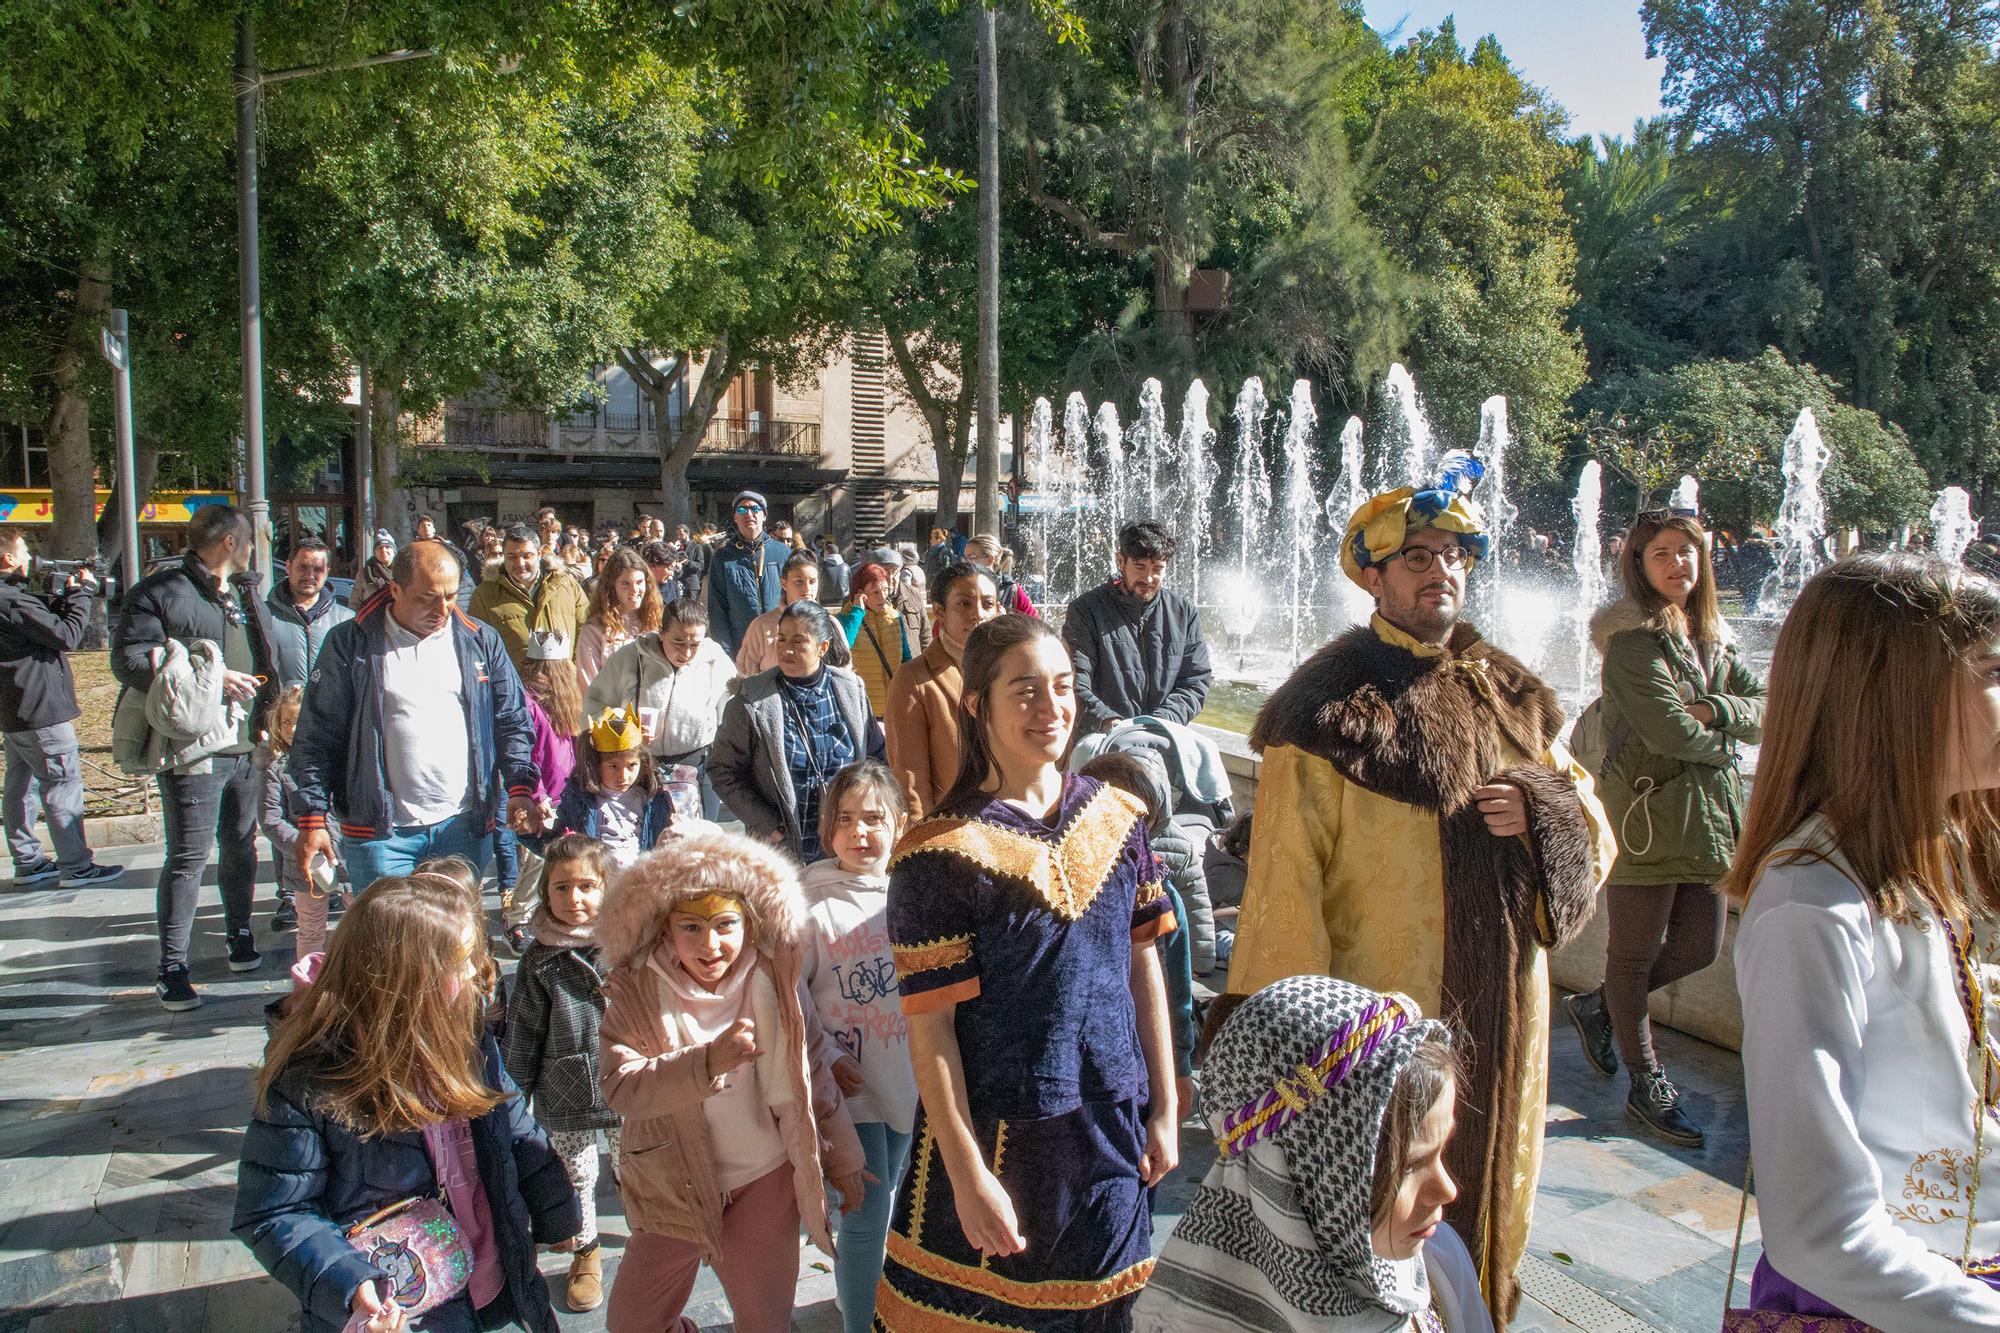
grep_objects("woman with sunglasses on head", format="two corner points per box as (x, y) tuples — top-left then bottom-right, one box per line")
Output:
(1562, 510), (1763, 1148)
(707, 490), (794, 661)
(1728, 554), (2000, 1326)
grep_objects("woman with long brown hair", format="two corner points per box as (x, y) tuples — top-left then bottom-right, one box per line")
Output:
(235, 873), (582, 1332)
(1727, 553), (2000, 1326)
(877, 614), (1179, 1329)
(577, 549), (663, 688)
(1563, 511), (1763, 1148)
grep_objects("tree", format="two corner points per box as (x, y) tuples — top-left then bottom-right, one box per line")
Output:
(1354, 23), (1588, 482)
(1581, 347), (1930, 533)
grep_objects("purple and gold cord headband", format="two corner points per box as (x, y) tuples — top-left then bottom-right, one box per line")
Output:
(1216, 994), (1413, 1157)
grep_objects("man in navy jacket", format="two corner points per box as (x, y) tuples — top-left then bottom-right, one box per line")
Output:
(705, 489), (791, 656)
(289, 540), (542, 887)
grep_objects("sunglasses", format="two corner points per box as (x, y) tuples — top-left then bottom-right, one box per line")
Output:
(735, 503), (765, 515)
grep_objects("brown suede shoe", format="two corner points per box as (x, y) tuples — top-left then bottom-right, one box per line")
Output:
(566, 1245), (603, 1312)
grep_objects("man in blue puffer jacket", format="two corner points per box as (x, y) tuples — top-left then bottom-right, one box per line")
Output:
(288, 541), (543, 888)
(704, 488), (791, 657)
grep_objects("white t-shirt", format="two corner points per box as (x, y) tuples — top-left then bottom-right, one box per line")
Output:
(380, 613), (470, 828)
(596, 787), (648, 866)
(798, 860), (919, 1133)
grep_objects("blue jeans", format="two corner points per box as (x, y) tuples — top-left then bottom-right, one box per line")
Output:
(836, 1121), (911, 1333)
(340, 810), (489, 891)
(491, 822), (518, 892)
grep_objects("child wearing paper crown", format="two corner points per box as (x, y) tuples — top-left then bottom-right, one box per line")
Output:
(530, 706), (681, 869)
(502, 628), (585, 955)
(595, 829), (868, 1333)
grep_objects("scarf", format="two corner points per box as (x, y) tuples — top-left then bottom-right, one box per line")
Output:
(1147, 977), (1450, 1331)
(530, 904), (599, 952)
(777, 666), (854, 858)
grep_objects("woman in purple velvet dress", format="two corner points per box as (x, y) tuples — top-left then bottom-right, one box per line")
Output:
(878, 614), (1179, 1331)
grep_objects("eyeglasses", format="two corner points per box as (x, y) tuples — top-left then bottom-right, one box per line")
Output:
(735, 503), (765, 515)
(1385, 545), (1470, 574)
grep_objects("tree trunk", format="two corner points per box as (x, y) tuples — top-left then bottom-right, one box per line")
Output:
(1153, 242), (1195, 365)
(934, 376), (977, 532)
(657, 336), (738, 530)
(974, 0), (1003, 539)
(619, 346), (694, 524)
(95, 434), (160, 571)
(371, 381), (406, 545)
(47, 265), (112, 560)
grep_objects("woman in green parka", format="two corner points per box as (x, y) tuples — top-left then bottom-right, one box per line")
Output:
(1563, 510), (1763, 1150)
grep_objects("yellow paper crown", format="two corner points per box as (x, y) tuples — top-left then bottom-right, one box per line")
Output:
(676, 892), (745, 919)
(588, 705), (644, 754)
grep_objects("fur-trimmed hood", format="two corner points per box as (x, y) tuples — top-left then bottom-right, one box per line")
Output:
(1588, 596), (1732, 654)
(595, 829), (809, 971)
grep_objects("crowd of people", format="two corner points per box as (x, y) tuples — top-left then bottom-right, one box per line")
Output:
(0, 449), (1994, 1330)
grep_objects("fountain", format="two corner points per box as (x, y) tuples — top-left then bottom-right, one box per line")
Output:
(1756, 408), (1831, 616)
(1381, 363), (1437, 491)
(1672, 475), (1699, 515)
(1061, 392), (1093, 601)
(1572, 460), (1606, 688)
(1931, 486), (1976, 566)
(1474, 395), (1515, 642)
(1173, 379), (1217, 607)
(1230, 377), (1272, 583)
(1277, 380), (1321, 666)
(1096, 401), (1126, 576)
(1128, 378), (1168, 521)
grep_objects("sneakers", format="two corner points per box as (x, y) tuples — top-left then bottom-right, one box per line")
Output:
(504, 923), (531, 959)
(227, 928), (263, 973)
(156, 965), (202, 1011)
(1562, 988), (1618, 1078)
(565, 1243), (603, 1312)
(12, 859), (59, 885)
(1627, 1066), (1705, 1149)
(271, 896), (298, 933)
(64, 862), (125, 887)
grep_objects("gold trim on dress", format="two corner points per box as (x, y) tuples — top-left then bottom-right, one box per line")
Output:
(883, 1232), (1156, 1311)
(891, 786), (1143, 921)
(873, 1279), (1037, 1332)
(894, 934), (974, 977)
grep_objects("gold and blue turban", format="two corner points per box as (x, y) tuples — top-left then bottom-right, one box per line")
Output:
(1340, 450), (1490, 587)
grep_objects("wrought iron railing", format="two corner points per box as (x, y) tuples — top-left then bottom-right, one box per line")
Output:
(405, 407), (822, 460)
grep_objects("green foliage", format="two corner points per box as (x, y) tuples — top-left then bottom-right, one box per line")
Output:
(1356, 22), (1587, 483)
(1581, 348), (1930, 532)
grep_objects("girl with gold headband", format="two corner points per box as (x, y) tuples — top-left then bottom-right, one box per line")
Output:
(595, 829), (869, 1332)
(877, 614), (1180, 1330)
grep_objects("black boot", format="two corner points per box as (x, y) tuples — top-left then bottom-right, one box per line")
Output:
(1627, 1066), (1704, 1148)
(1562, 988), (1618, 1078)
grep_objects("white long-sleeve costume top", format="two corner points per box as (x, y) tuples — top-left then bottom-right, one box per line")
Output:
(1736, 816), (2000, 1328)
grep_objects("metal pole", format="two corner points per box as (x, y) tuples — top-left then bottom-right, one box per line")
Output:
(103, 309), (141, 591)
(236, 12), (272, 592)
(973, 0), (1002, 540)
(355, 356), (375, 556)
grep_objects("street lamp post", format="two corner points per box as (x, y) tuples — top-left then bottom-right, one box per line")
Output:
(233, 16), (435, 593)
(97, 309), (142, 593)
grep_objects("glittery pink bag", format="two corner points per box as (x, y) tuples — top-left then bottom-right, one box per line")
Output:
(342, 1123), (474, 1317)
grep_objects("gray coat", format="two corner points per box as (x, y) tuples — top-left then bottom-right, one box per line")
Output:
(263, 582), (354, 689)
(502, 941), (617, 1133)
(710, 667), (884, 857)
(1061, 581), (1212, 732)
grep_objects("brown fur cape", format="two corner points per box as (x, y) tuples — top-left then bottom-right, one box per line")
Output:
(1212, 619), (1599, 1324)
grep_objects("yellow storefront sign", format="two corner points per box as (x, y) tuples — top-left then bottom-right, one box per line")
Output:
(0, 489), (236, 525)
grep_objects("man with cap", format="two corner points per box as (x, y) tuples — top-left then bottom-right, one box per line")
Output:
(1214, 451), (1613, 1327)
(705, 489), (791, 657)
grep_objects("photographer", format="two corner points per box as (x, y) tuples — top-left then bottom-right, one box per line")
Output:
(0, 529), (123, 889)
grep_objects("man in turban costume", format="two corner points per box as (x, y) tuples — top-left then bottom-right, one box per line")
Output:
(1214, 452), (1614, 1328)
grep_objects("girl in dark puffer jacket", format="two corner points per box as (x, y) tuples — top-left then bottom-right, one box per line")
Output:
(235, 872), (581, 1333)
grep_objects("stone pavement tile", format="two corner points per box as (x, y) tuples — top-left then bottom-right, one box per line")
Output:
(1632, 1170), (1758, 1250)
(1533, 1195), (1722, 1290)
(1537, 1131), (1684, 1199)
(198, 1273), (301, 1332)
(0, 1245), (122, 1326)
(18, 1284), (209, 1333)
(1615, 1258), (1734, 1332)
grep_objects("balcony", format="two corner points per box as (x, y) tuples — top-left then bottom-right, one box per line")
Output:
(406, 406), (822, 461)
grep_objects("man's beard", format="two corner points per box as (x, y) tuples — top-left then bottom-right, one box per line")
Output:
(1384, 587), (1459, 642)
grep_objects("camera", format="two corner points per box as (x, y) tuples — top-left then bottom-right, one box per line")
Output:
(42, 557), (103, 595)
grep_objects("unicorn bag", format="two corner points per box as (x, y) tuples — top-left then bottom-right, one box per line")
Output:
(341, 1123), (474, 1318)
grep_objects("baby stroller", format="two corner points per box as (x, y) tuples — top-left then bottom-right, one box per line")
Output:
(1071, 720), (1233, 976)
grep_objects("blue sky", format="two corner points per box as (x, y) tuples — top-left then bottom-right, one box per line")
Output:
(1361, 1), (1666, 143)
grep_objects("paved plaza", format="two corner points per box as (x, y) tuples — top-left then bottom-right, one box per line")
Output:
(0, 841), (1757, 1331)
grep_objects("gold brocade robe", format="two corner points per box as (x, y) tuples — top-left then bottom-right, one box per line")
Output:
(1226, 617), (1615, 1326)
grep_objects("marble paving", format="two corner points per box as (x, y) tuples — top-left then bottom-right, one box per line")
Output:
(0, 841), (1755, 1330)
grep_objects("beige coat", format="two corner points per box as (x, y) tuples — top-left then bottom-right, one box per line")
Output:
(596, 831), (863, 1259)
(884, 635), (965, 817)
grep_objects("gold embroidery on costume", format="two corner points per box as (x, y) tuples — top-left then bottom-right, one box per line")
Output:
(891, 786), (1141, 921)
(1135, 878), (1166, 907)
(908, 1122), (937, 1250)
(1890, 1147), (1981, 1225)
(894, 934), (973, 977)
(874, 1280), (1038, 1332)
(883, 1233), (1155, 1311)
